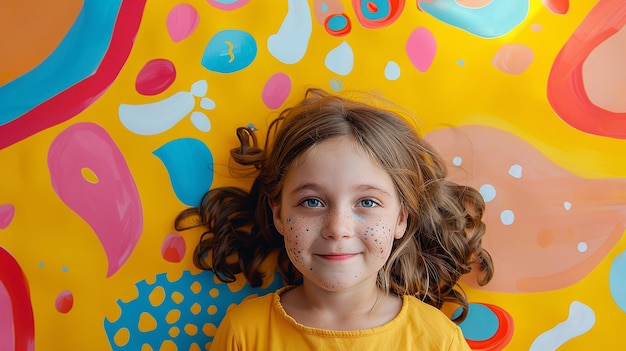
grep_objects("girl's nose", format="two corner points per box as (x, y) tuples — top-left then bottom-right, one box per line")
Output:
(322, 209), (354, 240)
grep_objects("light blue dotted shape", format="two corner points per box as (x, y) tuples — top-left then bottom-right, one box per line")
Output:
(480, 184), (496, 202)
(458, 303), (499, 341)
(501, 210), (514, 225)
(153, 138), (214, 206)
(201, 30), (257, 73)
(609, 250), (626, 312)
(358, 0), (391, 21)
(384, 61), (401, 80)
(419, 0), (529, 38)
(452, 156), (462, 166)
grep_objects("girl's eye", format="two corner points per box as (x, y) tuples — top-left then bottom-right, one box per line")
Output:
(359, 199), (378, 208)
(302, 198), (323, 208)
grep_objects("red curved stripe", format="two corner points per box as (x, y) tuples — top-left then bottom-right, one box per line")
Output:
(547, 0), (626, 139)
(0, 0), (147, 150)
(0, 247), (35, 351)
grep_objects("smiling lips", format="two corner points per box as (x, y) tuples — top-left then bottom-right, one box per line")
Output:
(317, 253), (358, 261)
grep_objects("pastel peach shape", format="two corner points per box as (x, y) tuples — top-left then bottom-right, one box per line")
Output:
(425, 125), (626, 293)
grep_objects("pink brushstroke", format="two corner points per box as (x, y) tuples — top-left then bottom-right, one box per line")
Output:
(48, 122), (143, 277)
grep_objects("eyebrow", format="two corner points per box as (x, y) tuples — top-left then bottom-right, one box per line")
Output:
(290, 183), (393, 198)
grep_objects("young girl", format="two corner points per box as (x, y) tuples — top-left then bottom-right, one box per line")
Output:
(176, 88), (494, 350)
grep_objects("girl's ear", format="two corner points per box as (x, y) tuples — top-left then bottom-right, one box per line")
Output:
(395, 208), (408, 239)
(269, 198), (284, 236)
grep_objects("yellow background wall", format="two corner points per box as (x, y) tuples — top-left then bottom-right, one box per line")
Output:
(1, 0), (625, 350)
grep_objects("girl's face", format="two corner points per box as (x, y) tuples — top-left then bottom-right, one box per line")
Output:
(271, 136), (408, 292)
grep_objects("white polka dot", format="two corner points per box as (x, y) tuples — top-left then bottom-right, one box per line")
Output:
(500, 210), (515, 225)
(452, 156), (462, 166)
(577, 242), (588, 252)
(508, 164), (523, 178)
(564, 201), (572, 210)
(480, 184), (496, 202)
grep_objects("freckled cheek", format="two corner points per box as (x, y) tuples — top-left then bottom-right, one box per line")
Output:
(361, 219), (396, 260)
(283, 217), (320, 266)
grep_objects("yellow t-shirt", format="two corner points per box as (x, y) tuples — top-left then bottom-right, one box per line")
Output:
(211, 287), (471, 350)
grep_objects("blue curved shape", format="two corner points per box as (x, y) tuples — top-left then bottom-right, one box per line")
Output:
(201, 30), (257, 73)
(457, 303), (499, 341)
(419, 0), (529, 38)
(0, 0), (122, 126)
(609, 250), (626, 313)
(104, 270), (284, 349)
(153, 138), (214, 207)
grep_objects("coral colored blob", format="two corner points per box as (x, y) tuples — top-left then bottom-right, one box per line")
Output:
(262, 73), (292, 109)
(48, 123), (144, 277)
(582, 25), (626, 113)
(492, 44), (534, 75)
(0, 247), (35, 351)
(55, 290), (74, 313)
(425, 125), (626, 293)
(313, 0), (345, 25)
(166, 4), (199, 43)
(547, 0), (626, 139)
(135, 59), (176, 96)
(406, 27), (437, 72)
(0, 204), (16, 229)
(162, 234), (186, 263)
(542, 0), (569, 15)
(352, 0), (405, 28)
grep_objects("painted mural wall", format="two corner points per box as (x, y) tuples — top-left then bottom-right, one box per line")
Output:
(1, 0), (625, 350)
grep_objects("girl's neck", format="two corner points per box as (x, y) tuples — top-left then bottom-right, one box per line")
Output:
(280, 282), (403, 331)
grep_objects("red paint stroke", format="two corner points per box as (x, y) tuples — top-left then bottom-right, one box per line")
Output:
(543, 0), (569, 15)
(161, 233), (186, 263)
(547, 0), (626, 139)
(55, 290), (74, 314)
(48, 122), (143, 277)
(135, 59), (176, 96)
(0, 247), (35, 351)
(466, 303), (514, 351)
(0, 0), (146, 150)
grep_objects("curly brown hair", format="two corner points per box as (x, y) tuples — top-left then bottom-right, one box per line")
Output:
(175, 88), (493, 323)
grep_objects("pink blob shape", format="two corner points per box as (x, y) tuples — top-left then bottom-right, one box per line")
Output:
(55, 290), (73, 314)
(543, 0), (569, 14)
(406, 27), (437, 72)
(135, 59), (176, 96)
(161, 233), (186, 263)
(492, 44), (534, 75)
(262, 73), (292, 109)
(48, 122), (143, 277)
(0, 204), (15, 229)
(167, 3), (199, 42)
